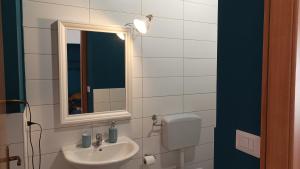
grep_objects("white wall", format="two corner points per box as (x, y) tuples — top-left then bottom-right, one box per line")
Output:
(0, 113), (25, 169)
(66, 29), (80, 44)
(22, 0), (217, 169)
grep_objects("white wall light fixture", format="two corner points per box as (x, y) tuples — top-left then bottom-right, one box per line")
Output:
(116, 14), (153, 40)
(133, 14), (153, 34)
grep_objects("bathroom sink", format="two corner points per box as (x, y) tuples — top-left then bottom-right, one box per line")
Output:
(62, 136), (139, 169)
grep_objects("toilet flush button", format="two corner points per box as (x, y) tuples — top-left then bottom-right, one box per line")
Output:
(239, 136), (249, 148)
(248, 139), (254, 151)
(236, 130), (260, 158)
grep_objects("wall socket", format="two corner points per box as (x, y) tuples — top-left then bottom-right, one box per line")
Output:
(236, 130), (260, 158)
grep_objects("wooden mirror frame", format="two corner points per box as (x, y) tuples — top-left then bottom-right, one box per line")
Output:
(57, 21), (133, 125)
(0, 0), (5, 114)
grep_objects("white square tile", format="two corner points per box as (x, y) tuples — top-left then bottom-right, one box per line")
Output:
(25, 54), (58, 80)
(185, 159), (214, 169)
(185, 143), (214, 164)
(118, 119), (142, 139)
(23, 1), (89, 29)
(93, 119), (142, 139)
(143, 77), (183, 97)
(199, 127), (214, 145)
(184, 93), (216, 112)
(184, 76), (216, 94)
(132, 98), (142, 119)
(0, 114), (24, 145)
(26, 80), (59, 105)
(142, 0), (183, 19)
(192, 110), (216, 127)
(110, 88), (126, 102)
(29, 104), (60, 131)
(142, 96), (183, 117)
(184, 21), (217, 41)
(24, 27), (57, 54)
(184, 40), (217, 59)
(133, 36), (142, 57)
(90, 9), (139, 26)
(109, 159), (141, 169)
(133, 78), (143, 98)
(142, 37), (183, 58)
(28, 152), (74, 169)
(7, 143), (25, 169)
(25, 0), (90, 8)
(90, 0), (141, 14)
(184, 0), (218, 6)
(159, 151), (180, 168)
(133, 57), (143, 78)
(27, 125), (92, 155)
(133, 138), (143, 159)
(184, 59), (217, 76)
(93, 89), (110, 102)
(146, 18), (183, 39)
(143, 58), (183, 77)
(94, 102), (111, 112)
(184, 1), (218, 23)
(142, 135), (167, 155)
(111, 101), (126, 110)
(119, 158), (142, 169)
(142, 117), (161, 138)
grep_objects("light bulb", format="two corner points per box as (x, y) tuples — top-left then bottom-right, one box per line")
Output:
(133, 19), (148, 34)
(116, 33), (125, 40)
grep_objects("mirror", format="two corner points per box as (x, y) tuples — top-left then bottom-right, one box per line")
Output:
(58, 22), (132, 124)
(66, 29), (126, 114)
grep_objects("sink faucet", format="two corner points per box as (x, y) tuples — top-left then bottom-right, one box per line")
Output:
(94, 133), (103, 147)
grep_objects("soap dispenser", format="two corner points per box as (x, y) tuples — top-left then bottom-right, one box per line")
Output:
(108, 121), (118, 143)
(81, 131), (91, 148)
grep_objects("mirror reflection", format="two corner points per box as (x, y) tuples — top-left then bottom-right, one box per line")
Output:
(66, 29), (126, 115)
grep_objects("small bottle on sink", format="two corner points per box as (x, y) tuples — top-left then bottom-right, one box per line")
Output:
(108, 121), (118, 143)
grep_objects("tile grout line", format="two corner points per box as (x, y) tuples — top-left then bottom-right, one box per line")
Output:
(140, 0), (144, 160)
(27, 0), (90, 9)
(182, 0), (185, 115)
(25, 75), (218, 81)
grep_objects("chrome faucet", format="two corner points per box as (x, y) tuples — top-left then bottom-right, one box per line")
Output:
(94, 133), (103, 147)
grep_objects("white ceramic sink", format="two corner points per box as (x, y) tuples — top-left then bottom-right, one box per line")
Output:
(62, 136), (139, 169)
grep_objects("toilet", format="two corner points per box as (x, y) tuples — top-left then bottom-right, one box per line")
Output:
(161, 113), (202, 150)
(161, 113), (202, 169)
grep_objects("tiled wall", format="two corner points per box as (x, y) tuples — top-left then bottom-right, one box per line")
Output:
(0, 113), (25, 169)
(22, 0), (217, 169)
(93, 88), (126, 112)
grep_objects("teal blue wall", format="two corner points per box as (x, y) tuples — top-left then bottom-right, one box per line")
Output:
(86, 32), (125, 112)
(215, 0), (264, 168)
(67, 44), (81, 97)
(1, 0), (26, 113)
(86, 32), (125, 90)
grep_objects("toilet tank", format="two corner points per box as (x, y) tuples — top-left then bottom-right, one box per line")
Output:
(161, 114), (202, 150)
